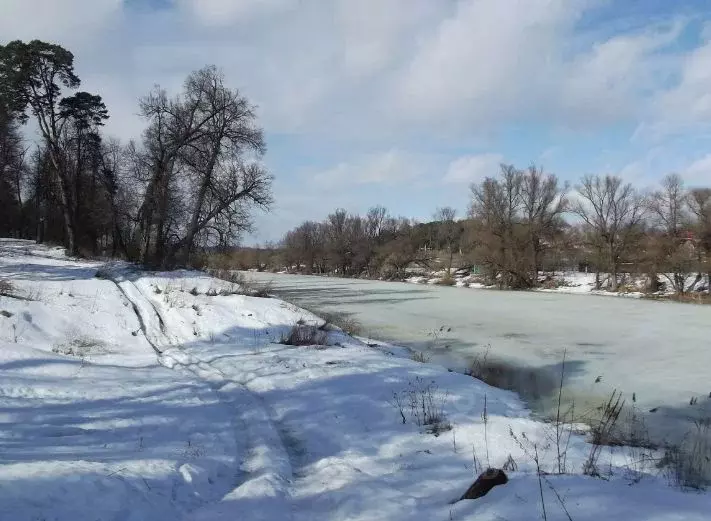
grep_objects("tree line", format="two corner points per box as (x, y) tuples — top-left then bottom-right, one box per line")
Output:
(266, 165), (710, 295)
(0, 40), (272, 267)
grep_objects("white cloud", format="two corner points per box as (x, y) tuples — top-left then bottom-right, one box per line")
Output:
(3, 0), (703, 142)
(684, 154), (711, 186)
(640, 33), (711, 139)
(392, 0), (578, 129)
(8, 0), (711, 242)
(443, 153), (503, 184)
(0, 0), (122, 45)
(560, 22), (682, 126)
(178, 0), (296, 26)
(310, 150), (427, 188)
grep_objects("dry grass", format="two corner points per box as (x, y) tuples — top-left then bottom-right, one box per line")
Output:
(280, 324), (328, 346)
(0, 279), (15, 297)
(411, 351), (431, 363)
(390, 377), (451, 436)
(643, 292), (711, 305)
(317, 312), (362, 336)
(52, 334), (105, 357)
(466, 349), (557, 405)
(206, 269), (273, 298)
(582, 390), (625, 476)
(435, 275), (456, 286)
(660, 419), (711, 490)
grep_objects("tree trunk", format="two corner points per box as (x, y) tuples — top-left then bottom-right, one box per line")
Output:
(609, 243), (618, 291)
(183, 165), (213, 262)
(48, 146), (79, 256)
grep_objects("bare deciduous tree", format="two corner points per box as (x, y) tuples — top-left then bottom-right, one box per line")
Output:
(520, 165), (569, 281)
(688, 188), (711, 292)
(135, 67), (272, 266)
(574, 175), (646, 291)
(433, 206), (458, 275)
(647, 174), (701, 294)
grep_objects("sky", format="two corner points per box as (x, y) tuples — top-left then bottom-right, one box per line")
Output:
(3, 0), (711, 244)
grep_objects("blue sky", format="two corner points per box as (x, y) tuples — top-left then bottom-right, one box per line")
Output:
(3, 0), (711, 244)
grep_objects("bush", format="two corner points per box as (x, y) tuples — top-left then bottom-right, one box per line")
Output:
(280, 324), (328, 346)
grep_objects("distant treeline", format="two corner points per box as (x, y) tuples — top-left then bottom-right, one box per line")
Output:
(232, 166), (711, 294)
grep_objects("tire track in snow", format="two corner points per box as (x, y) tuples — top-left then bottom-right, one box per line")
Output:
(104, 264), (295, 521)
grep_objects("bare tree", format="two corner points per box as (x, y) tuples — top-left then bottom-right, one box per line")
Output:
(688, 188), (711, 292)
(176, 67), (268, 261)
(574, 175), (646, 291)
(433, 206), (458, 275)
(469, 164), (531, 288)
(647, 174), (701, 294)
(520, 165), (569, 280)
(134, 67), (271, 266)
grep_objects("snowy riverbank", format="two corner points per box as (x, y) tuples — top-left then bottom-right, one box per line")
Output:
(1, 238), (709, 520)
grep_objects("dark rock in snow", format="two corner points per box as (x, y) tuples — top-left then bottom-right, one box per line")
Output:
(459, 468), (508, 501)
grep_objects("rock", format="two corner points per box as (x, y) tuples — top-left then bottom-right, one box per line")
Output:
(459, 468), (508, 501)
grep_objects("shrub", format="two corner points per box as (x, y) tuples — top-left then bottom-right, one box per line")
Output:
(411, 351), (431, 363)
(319, 312), (362, 336)
(52, 335), (104, 357)
(0, 279), (16, 297)
(390, 377), (451, 436)
(280, 324), (328, 346)
(435, 275), (456, 286)
(248, 280), (273, 298)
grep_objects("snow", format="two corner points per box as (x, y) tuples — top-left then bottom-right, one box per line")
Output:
(1, 238), (710, 520)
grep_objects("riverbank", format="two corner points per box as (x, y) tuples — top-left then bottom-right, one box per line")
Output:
(6, 238), (711, 519)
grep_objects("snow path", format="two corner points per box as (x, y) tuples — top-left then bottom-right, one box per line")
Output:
(104, 268), (296, 520)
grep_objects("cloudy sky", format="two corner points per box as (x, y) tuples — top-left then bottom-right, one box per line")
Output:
(3, 0), (711, 243)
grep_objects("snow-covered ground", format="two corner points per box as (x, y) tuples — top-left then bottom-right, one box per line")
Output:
(1, 239), (710, 520)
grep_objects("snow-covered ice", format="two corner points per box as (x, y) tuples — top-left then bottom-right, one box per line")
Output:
(245, 270), (711, 444)
(1, 238), (710, 520)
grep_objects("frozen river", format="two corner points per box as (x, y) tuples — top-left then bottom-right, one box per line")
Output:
(245, 272), (711, 442)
